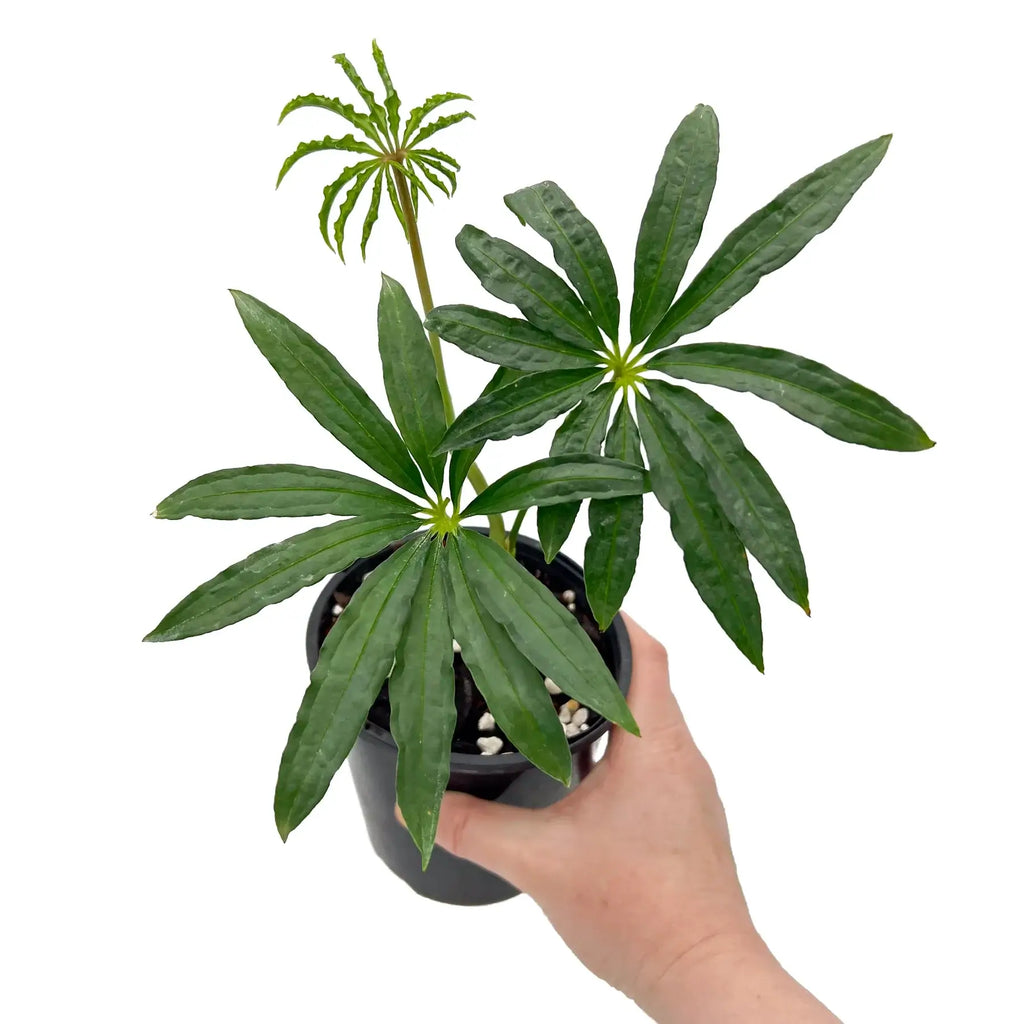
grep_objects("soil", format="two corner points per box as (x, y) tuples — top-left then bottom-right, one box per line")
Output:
(314, 536), (617, 755)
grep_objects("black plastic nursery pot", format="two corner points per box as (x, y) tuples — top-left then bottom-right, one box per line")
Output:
(305, 529), (632, 906)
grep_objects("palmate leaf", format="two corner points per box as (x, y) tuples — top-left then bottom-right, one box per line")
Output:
(409, 110), (475, 147)
(371, 40), (401, 141)
(647, 381), (809, 612)
(631, 104), (719, 343)
(636, 395), (764, 670)
(333, 52), (389, 137)
(318, 160), (379, 250)
(385, 540), (455, 869)
(360, 170), (384, 260)
(275, 536), (430, 840)
(144, 515), (418, 643)
(333, 164), (379, 263)
(229, 291), (424, 496)
(402, 94), (472, 146)
(277, 93), (384, 145)
(645, 134), (892, 351)
(444, 537), (571, 784)
(505, 181), (619, 341)
(276, 134), (380, 188)
(377, 275), (448, 492)
(647, 342), (934, 451)
(585, 401), (645, 630)
(154, 465), (417, 521)
(462, 454), (648, 517)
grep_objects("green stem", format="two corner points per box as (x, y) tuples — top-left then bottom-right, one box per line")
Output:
(391, 165), (505, 543)
(506, 507), (528, 553)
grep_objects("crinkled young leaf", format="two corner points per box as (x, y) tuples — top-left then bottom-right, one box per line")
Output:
(645, 135), (891, 351)
(456, 226), (603, 350)
(414, 151), (458, 194)
(333, 164), (379, 263)
(389, 539), (455, 869)
(463, 454), (648, 517)
(155, 465), (418, 521)
(370, 40), (401, 141)
(444, 539), (571, 783)
(458, 530), (638, 734)
(333, 52), (389, 135)
(409, 110), (475, 147)
(425, 305), (599, 372)
(402, 93), (472, 147)
(276, 134), (380, 188)
(318, 160), (379, 251)
(377, 275), (448, 492)
(274, 537), (429, 840)
(393, 159), (435, 206)
(144, 515), (417, 643)
(277, 93), (383, 145)
(411, 155), (451, 197)
(647, 380), (809, 612)
(436, 368), (605, 453)
(360, 170), (384, 260)
(537, 383), (616, 561)
(585, 401), (645, 629)
(631, 104), (719, 342)
(505, 181), (619, 341)
(647, 342), (934, 451)
(636, 396), (763, 670)
(229, 291), (424, 495)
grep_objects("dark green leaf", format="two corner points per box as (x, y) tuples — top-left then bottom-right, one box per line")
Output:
(409, 110), (475, 147)
(359, 170), (384, 260)
(370, 40), (401, 141)
(504, 181), (619, 341)
(436, 368), (605, 453)
(389, 539), (455, 869)
(458, 530), (638, 734)
(444, 538), (570, 783)
(144, 515), (417, 643)
(462, 454), (648, 517)
(456, 225), (604, 350)
(585, 401), (644, 629)
(333, 164), (378, 263)
(425, 305), (599, 372)
(403, 95), (472, 146)
(277, 93), (383, 144)
(155, 464), (418, 521)
(229, 291), (424, 495)
(377, 275), (448, 492)
(318, 160), (379, 251)
(631, 104), (719, 342)
(645, 135), (892, 351)
(332, 52), (389, 135)
(276, 135), (380, 188)
(648, 380), (808, 612)
(275, 537), (429, 840)
(647, 342), (933, 451)
(636, 395), (763, 670)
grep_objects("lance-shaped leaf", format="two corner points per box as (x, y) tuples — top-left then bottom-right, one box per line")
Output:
(275, 537), (429, 840)
(403, 93), (472, 146)
(229, 290), (424, 495)
(411, 155), (451, 197)
(276, 134), (380, 188)
(631, 104), (719, 343)
(448, 367), (521, 506)
(333, 52), (389, 136)
(456, 225), (603, 350)
(370, 40), (401, 141)
(647, 342), (933, 451)
(436, 367), (605, 453)
(333, 164), (379, 263)
(648, 381), (809, 612)
(277, 94), (383, 145)
(409, 110), (475, 147)
(537, 383), (616, 562)
(155, 465), (418, 521)
(414, 151), (457, 194)
(318, 160), (379, 250)
(377, 275), (447, 492)
(505, 181), (619, 341)
(585, 402), (645, 630)
(144, 515), (417, 643)
(463, 454), (648, 517)
(388, 540), (455, 869)
(645, 135), (892, 351)
(444, 538), (571, 784)
(360, 170), (384, 260)
(458, 530), (638, 734)
(636, 396), (763, 670)
(384, 165), (407, 240)
(425, 305), (599, 372)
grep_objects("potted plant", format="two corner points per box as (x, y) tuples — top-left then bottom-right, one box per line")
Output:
(146, 44), (931, 906)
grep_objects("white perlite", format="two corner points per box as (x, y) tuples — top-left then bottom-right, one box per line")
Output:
(567, 603), (576, 612)
(561, 589), (576, 604)
(477, 735), (503, 755)
(571, 707), (589, 726)
(558, 704), (573, 724)
(477, 711), (495, 732)
(452, 639), (462, 654)
(565, 722), (581, 738)
(544, 677), (562, 695)
(331, 604), (343, 616)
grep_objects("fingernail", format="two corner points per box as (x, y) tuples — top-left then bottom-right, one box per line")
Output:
(393, 803), (407, 828)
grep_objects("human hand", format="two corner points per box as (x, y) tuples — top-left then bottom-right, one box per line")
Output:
(406, 614), (839, 1023)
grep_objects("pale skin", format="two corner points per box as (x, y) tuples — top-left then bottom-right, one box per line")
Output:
(399, 615), (840, 1023)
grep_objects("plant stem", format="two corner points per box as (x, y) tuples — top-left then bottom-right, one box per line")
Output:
(506, 507), (528, 553)
(391, 165), (505, 543)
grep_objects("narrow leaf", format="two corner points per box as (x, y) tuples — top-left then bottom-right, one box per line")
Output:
(414, 151), (458, 194)
(276, 135), (379, 188)
(456, 225), (604, 349)
(275, 537), (429, 839)
(333, 164), (378, 263)
(277, 93), (383, 143)
(144, 515), (417, 643)
(392, 159), (435, 205)
(413, 146), (460, 170)
(631, 104), (719, 342)
(505, 181), (619, 341)
(411, 155), (451, 197)
(332, 52), (389, 136)
(402, 94), (472, 146)
(229, 291), (424, 495)
(647, 342), (933, 450)
(318, 160), (378, 250)
(444, 538), (571, 784)
(384, 165), (408, 241)
(370, 40), (401, 141)
(636, 396), (763, 670)
(360, 170), (384, 260)
(409, 110), (475, 147)
(645, 135), (892, 351)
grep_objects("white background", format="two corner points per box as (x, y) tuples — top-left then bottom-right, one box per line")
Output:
(3, 1), (1021, 1020)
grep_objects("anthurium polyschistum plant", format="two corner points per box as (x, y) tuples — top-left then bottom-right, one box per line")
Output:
(146, 44), (931, 869)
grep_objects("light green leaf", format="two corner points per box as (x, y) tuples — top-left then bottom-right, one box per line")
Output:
(414, 151), (458, 194)
(645, 134), (892, 351)
(409, 110), (475, 147)
(333, 164), (378, 263)
(276, 134), (380, 188)
(333, 52), (389, 135)
(370, 40), (401, 141)
(402, 94), (472, 147)
(360, 170), (384, 260)
(277, 93), (383, 144)
(392, 159), (435, 205)
(318, 160), (379, 251)
(274, 537), (430, 840)
(631, 104), (719, 343)
(410, 154), (451, 197)
(144, 515), (417, 643)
